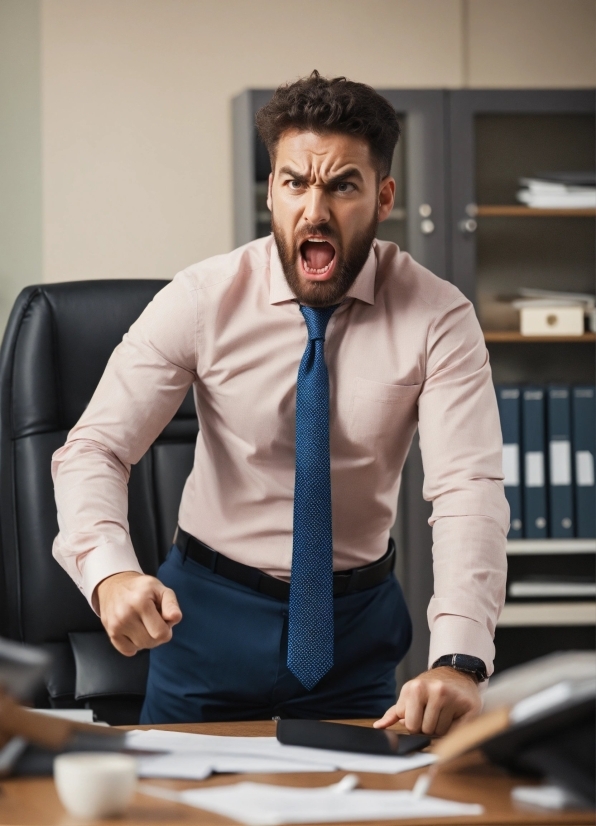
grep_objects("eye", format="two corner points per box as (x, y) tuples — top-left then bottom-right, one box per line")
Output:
(336, 182), (356, 193)
(288, 180), (304, 190)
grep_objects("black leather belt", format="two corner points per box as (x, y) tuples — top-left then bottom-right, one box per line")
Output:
(174, 527), (395, 602)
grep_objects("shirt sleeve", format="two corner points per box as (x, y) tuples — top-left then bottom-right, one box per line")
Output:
(417, 295), (509, 675)
(51, 272), (198, 609)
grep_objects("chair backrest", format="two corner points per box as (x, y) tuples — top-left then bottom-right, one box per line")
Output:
(0, 281), (198, 721)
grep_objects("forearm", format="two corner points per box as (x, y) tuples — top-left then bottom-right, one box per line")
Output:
(418, 297), (509, 673)
(51, 275), (198, 607)
(52, 438), (142, 606)
(427, 513), (508, 674)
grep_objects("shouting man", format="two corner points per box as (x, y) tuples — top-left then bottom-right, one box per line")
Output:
(53, 71), (508, 733)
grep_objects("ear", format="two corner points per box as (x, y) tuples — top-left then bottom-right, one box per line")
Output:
(378, 176), (396, 222)
(266, 173), (273, 212)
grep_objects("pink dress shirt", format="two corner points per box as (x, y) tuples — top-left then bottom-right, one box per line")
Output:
(52, 236), (508, 673)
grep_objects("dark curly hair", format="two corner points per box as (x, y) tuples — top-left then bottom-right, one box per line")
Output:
(255, 70), (400, 178)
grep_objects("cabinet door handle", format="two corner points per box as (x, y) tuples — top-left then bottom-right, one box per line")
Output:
(458, 218), (477, 235)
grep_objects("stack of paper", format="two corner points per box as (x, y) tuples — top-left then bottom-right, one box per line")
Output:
(125, 729), (436, 780)
(509, 287), (596, 335)
(517, 173), (596, 208)
(512, 287), (595, 313)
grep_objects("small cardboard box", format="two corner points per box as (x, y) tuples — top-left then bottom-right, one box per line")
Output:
(520, 305), (584, 336)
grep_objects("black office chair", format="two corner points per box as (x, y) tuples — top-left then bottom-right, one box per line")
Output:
(0, 281), (198, 724)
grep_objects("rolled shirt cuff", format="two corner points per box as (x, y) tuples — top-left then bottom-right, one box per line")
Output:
(80, 543), (144, 613)
(428, 613), (496, 676)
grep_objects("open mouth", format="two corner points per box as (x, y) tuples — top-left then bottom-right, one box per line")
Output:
(299, 238), (337, 280)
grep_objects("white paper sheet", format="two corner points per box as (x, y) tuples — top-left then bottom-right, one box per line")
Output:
(178, 780), (483, 825)
(126, 729), (436, 778)
(136, 753), (213, 780)
(136, 751), (336, 779)
(126, 730), (277, 753)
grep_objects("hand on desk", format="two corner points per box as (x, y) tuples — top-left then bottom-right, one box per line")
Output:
(95, 572), (182, 656)
(373, 666), (482, 736)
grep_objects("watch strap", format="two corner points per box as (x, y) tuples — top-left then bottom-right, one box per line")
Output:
(432, 653), (487, 682)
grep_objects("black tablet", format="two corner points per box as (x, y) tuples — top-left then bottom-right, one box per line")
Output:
(276, 719), (430, 756)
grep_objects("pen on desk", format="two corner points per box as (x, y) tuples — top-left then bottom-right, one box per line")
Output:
(412, 764), (438, 800)
(331, 774), (359, 794)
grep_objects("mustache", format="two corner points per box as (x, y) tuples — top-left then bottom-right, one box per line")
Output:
(294, 224), (338, 248)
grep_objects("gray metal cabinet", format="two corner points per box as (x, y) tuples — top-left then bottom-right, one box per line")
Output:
(449, 89), (595, 304)
(448, 89), (595, 674)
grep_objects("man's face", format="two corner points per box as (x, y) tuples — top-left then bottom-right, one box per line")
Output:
(268, 130), (395, 307)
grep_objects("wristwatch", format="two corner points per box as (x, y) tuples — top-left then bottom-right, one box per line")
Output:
(431, 653), (488, 683)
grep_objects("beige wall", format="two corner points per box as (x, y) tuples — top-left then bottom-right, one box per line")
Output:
(468, 0), (596, 87)
(3, 0), (595, 294)
(41, 0), (465, 283)
(0, 0), (41, 329)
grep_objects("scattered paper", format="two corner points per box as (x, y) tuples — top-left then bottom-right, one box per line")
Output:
(136, 753), (212, 780)
(126, 729), (435, 779)
(126, 729), (276, 753)
(178, 779), (483, 825)
(136, 752), (334, 779)
(511, 784), (584, 810)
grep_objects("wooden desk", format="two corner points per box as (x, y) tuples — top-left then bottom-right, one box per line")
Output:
(0, 720), (592, 826)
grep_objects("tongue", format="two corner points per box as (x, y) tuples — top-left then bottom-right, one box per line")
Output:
(302, 241), (335, 269)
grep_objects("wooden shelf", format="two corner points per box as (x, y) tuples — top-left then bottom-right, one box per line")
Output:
(498, 601), (596, 627)
(484, 331), (596, 343)
(477, 205), (596, 217)
(507, 539), (596, 556)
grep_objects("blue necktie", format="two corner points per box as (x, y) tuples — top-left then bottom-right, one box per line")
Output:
(287, 304), (338, 691)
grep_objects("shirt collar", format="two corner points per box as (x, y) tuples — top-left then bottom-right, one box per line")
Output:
(269, 237), (376, 306)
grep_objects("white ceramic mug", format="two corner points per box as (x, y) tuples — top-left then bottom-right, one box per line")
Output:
(54, 752), (137, 819)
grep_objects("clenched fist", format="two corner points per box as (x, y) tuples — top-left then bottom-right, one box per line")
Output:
(95, 571), (182, 656)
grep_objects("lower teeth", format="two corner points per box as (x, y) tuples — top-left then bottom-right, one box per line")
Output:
(302, 260), (331, 275)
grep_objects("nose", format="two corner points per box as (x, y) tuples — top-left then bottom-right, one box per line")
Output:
(303, 186), (330, 226)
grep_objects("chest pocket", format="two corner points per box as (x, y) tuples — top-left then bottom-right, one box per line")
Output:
(348, 377), (421, 444)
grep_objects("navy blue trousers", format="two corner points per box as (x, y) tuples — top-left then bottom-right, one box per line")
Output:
(140, 546), (412, 724)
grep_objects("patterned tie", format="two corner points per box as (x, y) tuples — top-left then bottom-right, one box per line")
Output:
(287, 304), (338, 690)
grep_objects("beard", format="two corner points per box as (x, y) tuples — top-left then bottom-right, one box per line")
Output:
(272, 211), (378, 308)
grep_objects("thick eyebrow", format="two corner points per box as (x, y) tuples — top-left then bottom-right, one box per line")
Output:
(277, 165), (364, 185)
(278, 166), (308, 182)
(327, 168), (364, 185)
